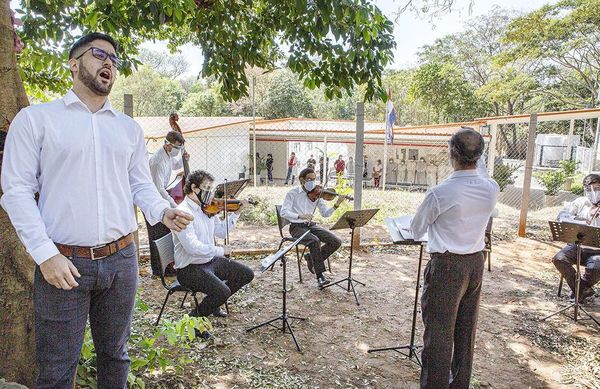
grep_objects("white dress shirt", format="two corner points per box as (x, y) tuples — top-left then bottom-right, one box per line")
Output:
(411, 157), (499, 254)
(0, 90), (170, 265)
(280, 186), (335, 223)
(557, 196), (600, 227)
(173, 196), (239, 268)
(149, 147), (183, 208)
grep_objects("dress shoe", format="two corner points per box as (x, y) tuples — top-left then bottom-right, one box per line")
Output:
(212, 307), (228, 318)
(304, 253), (315, 274)
(194, 328), (213, 340)
(317, 275), (330, 288)
(569, 287), (595, 303)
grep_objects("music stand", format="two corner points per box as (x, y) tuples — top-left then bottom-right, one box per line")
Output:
(247, 230), (311, 351)
(215, 179), (248, 199)
(541, 221), (600, 327)
(320, 209), (379, 305)
(367, 217), (426, 366)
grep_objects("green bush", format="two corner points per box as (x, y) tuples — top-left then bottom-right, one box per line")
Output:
(492, 163), (520, 191)
(535, 170), (566, 196)
(558, 159), (579, 177)
(570, 182), (584, 195)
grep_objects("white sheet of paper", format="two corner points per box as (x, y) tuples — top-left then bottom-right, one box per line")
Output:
(385, 215), (427, 242)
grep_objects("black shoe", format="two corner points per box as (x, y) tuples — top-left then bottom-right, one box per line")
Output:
(304, 254), (315, 274)
(194, 328), (213, 340)
(212, 307), (228, 318)
(569, 287), (595, 303)
(317, 275), (330, 288)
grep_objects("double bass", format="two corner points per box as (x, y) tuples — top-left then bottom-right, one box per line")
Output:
(166, 113), (190, 204)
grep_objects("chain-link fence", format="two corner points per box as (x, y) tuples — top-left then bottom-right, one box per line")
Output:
(127, 94), (600, 251)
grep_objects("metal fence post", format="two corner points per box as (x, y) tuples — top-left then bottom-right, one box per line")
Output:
(518, 113), (538, 237)
(353, 102), (365, 250)
(124, 94), (140, 256)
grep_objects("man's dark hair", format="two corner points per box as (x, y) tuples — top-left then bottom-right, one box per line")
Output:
(169, 112), (178, 121)
(583, 174), (600, 186)
(299, 168), (315, 180)
(449, 127), (484, 168)
(184, 170), (214, 194)
(69, 32), (119, 59)
(165, 131), (185, 145)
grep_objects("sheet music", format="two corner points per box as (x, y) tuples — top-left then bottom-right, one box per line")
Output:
(385, 215), (427, 242)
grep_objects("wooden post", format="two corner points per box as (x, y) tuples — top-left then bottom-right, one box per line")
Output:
(518, 114), (538, 237)
(353, 102), (365, 250)
(566, 119), (575, 160)
(124, 94), (140, 254)
(487, 123), (498, 176)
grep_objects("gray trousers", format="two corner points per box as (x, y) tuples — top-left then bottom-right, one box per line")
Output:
(420, 251), (485, 389)
(33, 243), (138, 389)
(176, 256), (254, 317)
(552, 244), (600, 292)
(289, 223), (342, 277)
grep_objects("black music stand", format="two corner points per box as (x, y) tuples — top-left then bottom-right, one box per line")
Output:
(247, 230), (311, 351)
(320, 209), (379, 305)
(367, 216), (426, 366)
(215, 179), (249, 199)
(541, 221), (600, 327)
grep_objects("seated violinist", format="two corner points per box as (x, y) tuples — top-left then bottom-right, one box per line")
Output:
(172, 170), (254, 336)
(281, 168), (345, 287)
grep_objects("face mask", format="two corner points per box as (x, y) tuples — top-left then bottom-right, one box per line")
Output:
(586, 187), (600, 205)
(303, 180), (316, 192)
(170, 147), (180, 157)
(194, 185), (214, 205)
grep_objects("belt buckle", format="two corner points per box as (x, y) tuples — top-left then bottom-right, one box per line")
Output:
(90, 244), (107, 261)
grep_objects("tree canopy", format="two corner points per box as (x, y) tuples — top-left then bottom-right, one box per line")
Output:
(16, 0), (395, 102)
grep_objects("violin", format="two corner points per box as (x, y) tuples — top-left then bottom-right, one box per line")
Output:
(202, 198), (257, 217)
(307, 185), (354, 202)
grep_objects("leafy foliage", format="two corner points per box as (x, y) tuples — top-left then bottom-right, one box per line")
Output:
(492, 163), (520, 192)
(15, 0), (395, 102)
(77, 293), (211, 389)
(535, 170), (566, 196)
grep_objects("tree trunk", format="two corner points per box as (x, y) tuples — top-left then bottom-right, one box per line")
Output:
(0, 1), (36, 387)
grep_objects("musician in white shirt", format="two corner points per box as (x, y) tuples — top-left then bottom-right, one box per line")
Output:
(553, 174), (600, 302)
(280, 168), (345, 287)
(411, 127), (499, 389)
(146, 129), (187, 276)
(173, 170), (254, 335)
(0, 33), (192, 389)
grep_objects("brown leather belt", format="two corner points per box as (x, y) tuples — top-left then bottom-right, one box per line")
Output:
(55, 233), (134, 260)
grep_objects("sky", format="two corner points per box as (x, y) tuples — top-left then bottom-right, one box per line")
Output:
(141, 0), (554, 79)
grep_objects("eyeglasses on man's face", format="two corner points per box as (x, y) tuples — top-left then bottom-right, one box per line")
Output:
(76, 47), (120, 68)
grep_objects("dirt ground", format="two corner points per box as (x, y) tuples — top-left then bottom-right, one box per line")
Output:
(135, 220), (600, 389)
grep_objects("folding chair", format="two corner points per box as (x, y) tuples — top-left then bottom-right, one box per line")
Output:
(154, 233), (228, 326)
(483, 217), (493, 271)
(275, 205), (331, 282)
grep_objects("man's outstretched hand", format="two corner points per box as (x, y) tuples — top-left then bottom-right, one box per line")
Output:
(163, 208), (193, 231)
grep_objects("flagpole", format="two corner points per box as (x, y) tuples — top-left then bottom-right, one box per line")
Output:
(382, 87), (390, 191)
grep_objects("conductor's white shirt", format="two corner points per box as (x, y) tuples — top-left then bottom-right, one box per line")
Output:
(149, 147), (183, 208)
(280, 186), (335, 223)
(411, 158), (499, 254)
(173, 196), (238, 268)
(0, 90), (170, 265)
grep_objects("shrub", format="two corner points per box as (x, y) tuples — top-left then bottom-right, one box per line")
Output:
(535, 170), (566, 196)
(492, 163), (520, 192)
(570, 182), (584, 196)
(558, 159), (579, 178)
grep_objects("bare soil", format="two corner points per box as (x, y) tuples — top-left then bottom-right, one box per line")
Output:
(135, 226), (600, 389)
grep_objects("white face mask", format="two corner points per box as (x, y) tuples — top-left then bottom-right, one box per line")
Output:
(303, 180), (316, 192)
(586, 187), (600, 205)
(170, 147), (180, 157)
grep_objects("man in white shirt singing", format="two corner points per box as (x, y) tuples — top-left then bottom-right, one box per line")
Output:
(411, 127), (499, 389)
(146, 129), (188, 276)
(173, 170), (254, 336)
(281, 168), (345, 287)
(553, 174), (600, 302)
(1, 33), (192, 389)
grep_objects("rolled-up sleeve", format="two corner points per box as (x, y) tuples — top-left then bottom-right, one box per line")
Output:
(0, 110), (59, 265)
(129, 123), (170, 225)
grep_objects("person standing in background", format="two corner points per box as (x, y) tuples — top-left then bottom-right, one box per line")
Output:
(284, 152), (297, 185)
(266, 153), (274, 184)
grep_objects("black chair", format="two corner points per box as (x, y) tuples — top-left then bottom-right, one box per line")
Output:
(275, 205), (332, 282)
(153, 233), (228, 326)
(483, 217), (493, 271)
